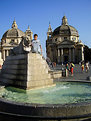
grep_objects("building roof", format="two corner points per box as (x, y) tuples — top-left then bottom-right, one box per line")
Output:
(52, 16), (79, 37)
(2, 20), (25, 39)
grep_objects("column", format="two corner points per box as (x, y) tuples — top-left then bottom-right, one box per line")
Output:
(69, 48), (71, 62)
(72, 48), (75, 63)
(61, 48), (63, 65)
(3, 50), (5, 61)
(57, 49), (60, 63)
(6, 50), (8, 56)
(81, 46), (84, 61)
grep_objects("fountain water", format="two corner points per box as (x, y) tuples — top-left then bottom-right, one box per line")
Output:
(0, 82), (91, 104)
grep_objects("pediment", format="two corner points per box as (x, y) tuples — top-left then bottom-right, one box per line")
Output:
(59, 40), (75, 45)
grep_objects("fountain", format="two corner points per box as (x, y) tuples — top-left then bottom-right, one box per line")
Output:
(1, 36), (54, 89)
(0, 36), (91, 121)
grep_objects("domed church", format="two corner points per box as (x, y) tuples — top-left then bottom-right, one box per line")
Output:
(1, 19), (33, 61)
(46, 16), (84, 64)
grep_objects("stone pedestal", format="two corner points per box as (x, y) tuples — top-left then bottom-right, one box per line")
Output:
(1, 53), (53, 89)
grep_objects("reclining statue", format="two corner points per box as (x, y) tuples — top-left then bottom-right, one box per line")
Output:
(10, 36), (32, 55)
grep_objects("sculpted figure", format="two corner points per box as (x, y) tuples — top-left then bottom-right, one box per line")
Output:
(10, 36), (32, 55)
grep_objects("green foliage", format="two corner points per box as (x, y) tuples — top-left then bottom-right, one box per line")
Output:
(84, 45), (91, 63)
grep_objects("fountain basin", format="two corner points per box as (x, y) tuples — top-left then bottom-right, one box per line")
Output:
(0, 81), (91, 120)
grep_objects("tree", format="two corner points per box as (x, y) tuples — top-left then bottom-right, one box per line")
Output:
(84, 45), (91, 63)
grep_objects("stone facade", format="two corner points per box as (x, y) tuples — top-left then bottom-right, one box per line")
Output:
(46, 16), (84, 64)
(1, 19), (33, 61)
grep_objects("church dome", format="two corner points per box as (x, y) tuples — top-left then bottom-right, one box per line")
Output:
(52, 16), (79, 37)
(2, 20), (25, 39)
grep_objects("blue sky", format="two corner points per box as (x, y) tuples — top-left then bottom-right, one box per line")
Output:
(0, 0), (91, 55)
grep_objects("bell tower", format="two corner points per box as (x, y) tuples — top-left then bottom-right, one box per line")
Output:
(25, 25), (33, 40)
(47, 22), (52, 39)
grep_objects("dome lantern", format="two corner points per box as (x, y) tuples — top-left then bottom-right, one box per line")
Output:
(12, 19), (18, 28)
(62, 16), (68, 25)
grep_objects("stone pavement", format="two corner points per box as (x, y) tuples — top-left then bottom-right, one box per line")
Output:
(53, 64), (91, 81)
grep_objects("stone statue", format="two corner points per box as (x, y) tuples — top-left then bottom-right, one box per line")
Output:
(10, 36), (32, 55)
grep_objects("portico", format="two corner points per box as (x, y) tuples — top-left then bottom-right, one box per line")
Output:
(57, 47), (75, 64)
